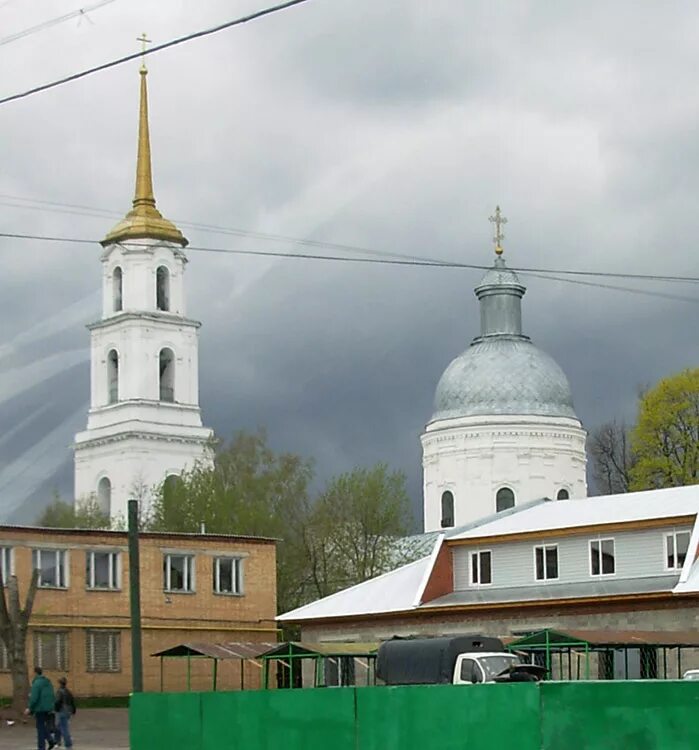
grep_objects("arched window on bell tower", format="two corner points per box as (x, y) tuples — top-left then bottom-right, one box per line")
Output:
(107, 349), (119, 404)
(441, 491), (454, 528)
(156, 266), (170, 311)
(496, 487), (515, 513)
(97, 477), (112, 514)
(159, 348), (175, 402)
(113, 267), (123, 312)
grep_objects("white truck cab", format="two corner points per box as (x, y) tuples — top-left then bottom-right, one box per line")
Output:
(453, 652), (522, 684)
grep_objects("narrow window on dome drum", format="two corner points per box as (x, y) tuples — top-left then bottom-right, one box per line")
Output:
(556, 488), (570, 500)
(496, 487), (515, 513)
(441, 491), (454, 527)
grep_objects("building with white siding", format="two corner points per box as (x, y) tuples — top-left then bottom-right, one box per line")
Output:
(279, 485), (699, 660)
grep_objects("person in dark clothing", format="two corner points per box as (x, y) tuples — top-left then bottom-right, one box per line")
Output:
(25, 666), (56, 750)
(54, 676), (76, 749)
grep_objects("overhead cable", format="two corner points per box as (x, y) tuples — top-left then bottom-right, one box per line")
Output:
(0, 0), (313, 106)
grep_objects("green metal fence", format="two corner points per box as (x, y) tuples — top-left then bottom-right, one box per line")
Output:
(131, 681), (699, 750)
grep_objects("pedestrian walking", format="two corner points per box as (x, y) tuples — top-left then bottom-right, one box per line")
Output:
(25, 666), (56, 750)
(54, 677), (76, 748)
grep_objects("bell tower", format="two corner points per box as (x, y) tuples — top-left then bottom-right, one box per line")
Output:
(74, 59), (213, 520)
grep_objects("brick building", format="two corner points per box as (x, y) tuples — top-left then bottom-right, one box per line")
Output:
(0, 525), (277, 697)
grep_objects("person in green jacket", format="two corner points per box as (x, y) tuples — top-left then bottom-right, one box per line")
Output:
(26, 667), (56, 750)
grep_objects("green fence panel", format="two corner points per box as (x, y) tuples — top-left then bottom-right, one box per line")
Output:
(130, 692), (203, 750)
(541, 681), (699, 750)
(356, 684), (541, 750)
(201, 689), (356, 750)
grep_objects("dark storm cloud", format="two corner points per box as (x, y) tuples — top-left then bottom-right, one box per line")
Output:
(0, 1), (697, 522)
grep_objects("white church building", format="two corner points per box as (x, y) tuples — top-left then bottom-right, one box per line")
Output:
(422, 211), (587, 532)
(73, 64), (212, 520)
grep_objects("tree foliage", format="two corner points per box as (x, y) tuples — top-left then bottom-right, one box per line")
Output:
(304, 464), (411, 600)
(36, 494), (111, 529)
(589, 420), (634, 494)
(629, 368), (699, 491)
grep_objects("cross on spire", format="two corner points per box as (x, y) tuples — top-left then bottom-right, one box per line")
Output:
(137, 32), (151, 71)
(488, 205), (507, 256)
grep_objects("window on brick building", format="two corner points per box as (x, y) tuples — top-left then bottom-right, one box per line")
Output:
(86, 630), (121, 673)
(213, 557), (243, 595)
(534, 544), (559, 581)
(470, 550), (492, 586)
(0, 547), (13, 585)
(665, 531), (691, 570)
(163, 554), (195, 592)
(86, 551), (120, 590)
(34, 631), (68, 671)
(33, 549), (68, 588)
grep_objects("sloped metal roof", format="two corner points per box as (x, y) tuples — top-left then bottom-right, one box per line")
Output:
(151, 642), (277, 659)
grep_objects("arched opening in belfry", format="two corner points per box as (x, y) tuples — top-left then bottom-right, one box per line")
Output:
(441, 490), (454, 528)
(163, 474), (181, 505)
(156, 266), (170, 311)
(107, 349), (119, 404)
(97, 476), (112, 515)
(113, 267), (123, 312)
(159, 348), (175, 402)
(496, 487), (515, 513)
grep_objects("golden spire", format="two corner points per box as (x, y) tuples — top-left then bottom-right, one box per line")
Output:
(102, 36), (187, 248)
(488, 205), (507, 256)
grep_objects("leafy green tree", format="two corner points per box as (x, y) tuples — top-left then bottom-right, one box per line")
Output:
(304, 464), (413, 599)
(36, 493), (111, 529)
(150, 430), (314, 613)
(629, 368), (699, 490)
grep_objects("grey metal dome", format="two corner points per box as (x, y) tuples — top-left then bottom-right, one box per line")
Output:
(430, 252), (578, 422)
(432, 337), (577, 421)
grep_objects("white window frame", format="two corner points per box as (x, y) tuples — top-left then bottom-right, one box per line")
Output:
(163, 553), (195, 593)
(665, 530), (691, 571)
(0, 547), (14, 585)
(534, 544), (559, 581)
(589, 537), (616, 577)
(86, 630), (121, 673)
(469, 549), (493, 587)
(86, 550), (121, 590)
(33, 549), (69, 589)
(213, 557), (244, 595)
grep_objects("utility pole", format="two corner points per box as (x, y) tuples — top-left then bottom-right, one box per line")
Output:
(128, 499), (143, 692)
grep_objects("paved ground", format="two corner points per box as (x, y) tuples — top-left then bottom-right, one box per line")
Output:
(0, 708), (128, 750)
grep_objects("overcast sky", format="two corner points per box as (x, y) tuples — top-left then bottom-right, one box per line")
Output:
(0, 0), (697, 526)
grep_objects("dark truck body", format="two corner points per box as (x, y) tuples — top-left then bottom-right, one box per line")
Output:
(376, 635), (506, 686)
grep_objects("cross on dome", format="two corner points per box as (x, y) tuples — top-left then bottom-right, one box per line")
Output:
(488, 205), (507, 256)
(137, 32), (151, 72)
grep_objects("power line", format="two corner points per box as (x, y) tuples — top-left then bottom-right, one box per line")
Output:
(0, 1), (117, 48)
(0, 0), (313, 106)
(1, 195), (698, 284)
(0, 230), (697, 304)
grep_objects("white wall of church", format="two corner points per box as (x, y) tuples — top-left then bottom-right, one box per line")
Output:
(421, 414), (587, 532)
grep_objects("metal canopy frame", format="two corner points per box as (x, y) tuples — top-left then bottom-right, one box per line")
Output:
(507, 628), (699, 681)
